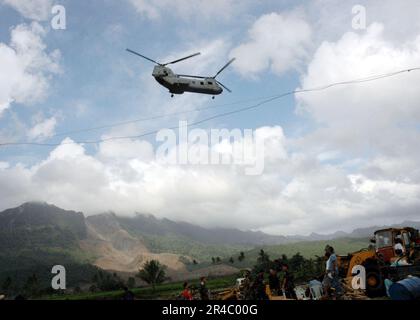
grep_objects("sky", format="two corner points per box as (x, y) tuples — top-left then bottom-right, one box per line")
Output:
(0, 0), (420, 235)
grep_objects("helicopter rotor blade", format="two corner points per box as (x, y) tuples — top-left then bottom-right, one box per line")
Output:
(216, 80), (232, 93)
(126, 49), (161, 65)
(164, 52), (201, 66)
(214, 58), (236, 78)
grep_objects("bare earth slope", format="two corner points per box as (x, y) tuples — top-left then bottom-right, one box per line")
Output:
(80, 213), (189, 274)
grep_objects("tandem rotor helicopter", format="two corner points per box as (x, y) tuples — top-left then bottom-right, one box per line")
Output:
(126, 48), (236, 98)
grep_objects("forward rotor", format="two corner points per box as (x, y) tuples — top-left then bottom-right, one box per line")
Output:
(126, 49), (201, 67)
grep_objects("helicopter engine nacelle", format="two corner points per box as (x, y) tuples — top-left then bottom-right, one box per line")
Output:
(152, 66), (173, 78)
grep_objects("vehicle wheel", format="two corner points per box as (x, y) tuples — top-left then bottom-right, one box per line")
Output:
(364, 263), (386, 298)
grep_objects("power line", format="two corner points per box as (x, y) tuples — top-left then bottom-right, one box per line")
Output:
(50, 95), (280, 138)
(1, 67), (419, 148)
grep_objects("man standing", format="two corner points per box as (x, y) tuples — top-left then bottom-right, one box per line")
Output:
(199, 277), (209, 300)
(268, 269), (281, 296)
(281, 264), (297, 299)
(322, 246), (343, 299)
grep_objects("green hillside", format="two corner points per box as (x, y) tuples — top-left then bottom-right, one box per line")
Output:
(141, 233), (252, 262)
(199, 237), (370, 270)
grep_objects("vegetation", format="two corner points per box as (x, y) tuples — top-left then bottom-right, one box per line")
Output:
(91, 270), (125, 292)
(220, 237), (370, 269)
(140, 233), (251, 261)
(45, 274), (238, 300)
(136, 260), (168, 291)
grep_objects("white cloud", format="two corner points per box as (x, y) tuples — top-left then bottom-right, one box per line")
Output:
(1, 125), (419, 236)
(0, 22), (61, 115)
(2, 0), (53, 21)
(230, 11), (312, 77)
(27, 116), (57, 141)
(296, 23), (420, 157)
(127, 0), (249, 21)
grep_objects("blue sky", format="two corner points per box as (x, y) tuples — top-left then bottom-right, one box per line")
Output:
(1, 0), (420, 235)
(0, 0), (305, 163)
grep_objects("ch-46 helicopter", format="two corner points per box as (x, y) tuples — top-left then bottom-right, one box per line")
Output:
(126, 48), (236, 98)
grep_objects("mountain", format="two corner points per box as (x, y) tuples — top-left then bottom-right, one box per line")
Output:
(0, 202), (99, 290)
(116, 213), (288, 246)
(1, 202), (419, 285)
(0, 202), (87, 252)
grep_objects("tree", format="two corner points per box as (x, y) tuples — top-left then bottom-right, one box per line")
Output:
(211, 257), (216, 264)
(290, 252), (305, 271)
(1, 276), (12, 293)
(257, 249), (270, 264)
(136, 260), (167, 291)
(229, 257), (234, 264)
(255, 249), (272, 273)
(216, 257), (221, 263)
(23, 274), (40, 297)
(127, 277), (136, 289)
(238, 252), (245, 262)
(193, 260), (198, 265)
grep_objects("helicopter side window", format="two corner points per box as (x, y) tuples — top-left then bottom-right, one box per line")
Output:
(200, 81), (204, 85)
(208, 81), (214, 85)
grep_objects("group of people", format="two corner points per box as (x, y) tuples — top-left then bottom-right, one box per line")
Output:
(267, 264), (297, 299)
(180, 277), (209, 300)
(240, 263), (297, 300)
(178, 245), (345, 301)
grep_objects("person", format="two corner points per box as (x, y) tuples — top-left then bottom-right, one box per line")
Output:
(253, 272), (268, 300)
(394, 238), (405, 256)
(181, 282), (193, 300)
(199, 277), (209, 300)
(268, 269), (281, 296)
(281, 264), (297, 299)
(122, 286), (135, 300)
(322, 246), (343, 299)
(241, 271), (252, 300)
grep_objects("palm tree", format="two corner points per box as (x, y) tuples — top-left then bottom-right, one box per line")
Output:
(136, 260), (167, 291)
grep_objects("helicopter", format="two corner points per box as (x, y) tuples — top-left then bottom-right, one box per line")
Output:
(126, 48), (236, 98)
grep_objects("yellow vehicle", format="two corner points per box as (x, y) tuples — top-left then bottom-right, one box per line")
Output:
(337, 227), (420, 297)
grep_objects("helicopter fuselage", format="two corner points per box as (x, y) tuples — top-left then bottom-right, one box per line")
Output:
(152, 66), (223, 96)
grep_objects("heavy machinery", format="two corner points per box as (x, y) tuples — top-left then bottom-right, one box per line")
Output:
(337, 227), (420, 297)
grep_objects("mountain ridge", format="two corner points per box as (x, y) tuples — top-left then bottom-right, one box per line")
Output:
(2, 202), (419, 245)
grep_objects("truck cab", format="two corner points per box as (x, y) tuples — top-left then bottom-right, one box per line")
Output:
(373, 227), (419, 263)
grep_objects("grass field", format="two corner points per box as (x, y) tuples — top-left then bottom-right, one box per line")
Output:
(45, 274), (238, 300)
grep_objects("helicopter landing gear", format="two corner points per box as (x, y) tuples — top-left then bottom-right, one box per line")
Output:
(212, 96), (215, 100)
